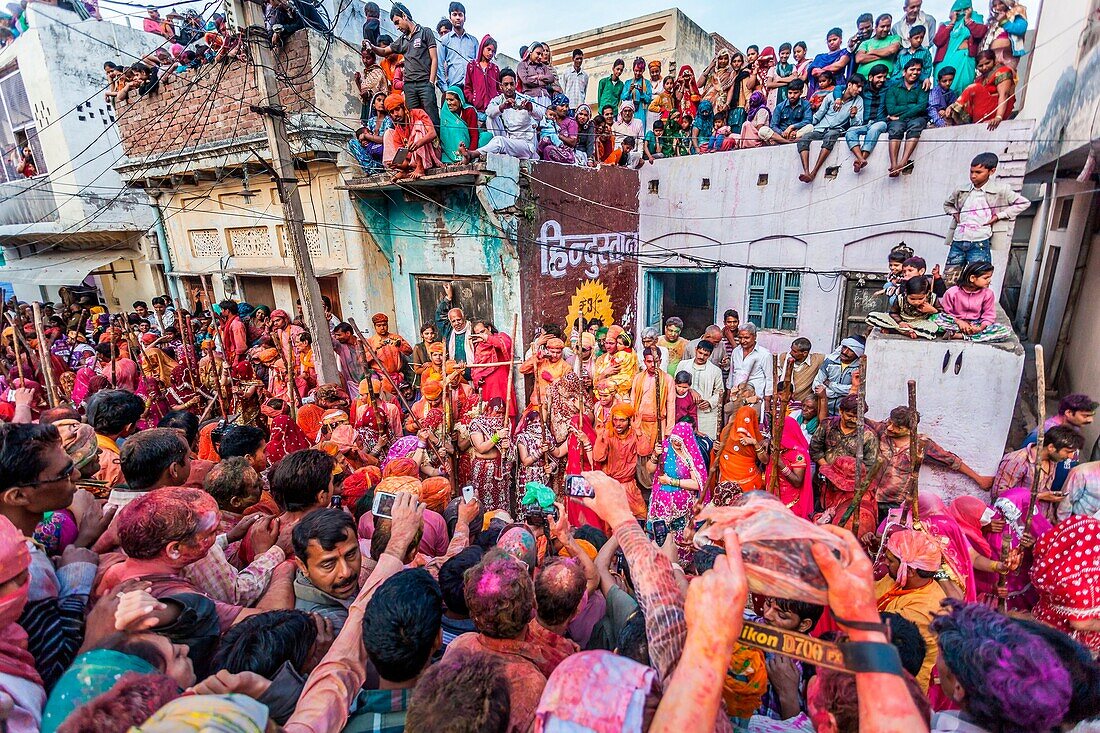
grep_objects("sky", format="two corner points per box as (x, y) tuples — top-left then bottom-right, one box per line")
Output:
(101, 0), (988, 59)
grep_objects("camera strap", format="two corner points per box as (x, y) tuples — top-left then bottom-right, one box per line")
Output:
(738, 620), (903, 675)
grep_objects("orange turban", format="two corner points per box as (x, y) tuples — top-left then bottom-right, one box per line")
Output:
(560, 539), (597, 561)
(383, 457), (420, 478)
(420, 476), (452, 514)
(421, 380), (443, 400)
(257, 348), (280, 365)
(610, 403), (635, 420)
(372, 313), (389, 324)
(383, 92), (405, 111)
(427, 342), (444, 354)
(377, 475), (422, 496)
(546, 337), (565, 350)
(607, 325), (625, 341)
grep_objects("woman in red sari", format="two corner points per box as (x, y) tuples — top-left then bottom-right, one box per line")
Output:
(946, 49), (1015, 129)
(762, 415), (814, 519)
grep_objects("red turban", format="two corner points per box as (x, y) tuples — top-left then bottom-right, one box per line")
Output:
(372, 313), (389, 324)
(383, 457), (420, 478)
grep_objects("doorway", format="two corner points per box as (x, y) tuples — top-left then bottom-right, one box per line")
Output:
(645, 269), (717, 340)
(839, 272), (887, 340)
(239, 276), (276, 311)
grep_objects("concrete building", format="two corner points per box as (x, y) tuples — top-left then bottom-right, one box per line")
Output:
(345, 159), (640, 376)
(1013, 0), (1100, 458)
(110, 31), (393, 323)
(547, 9), (717, 111)
(635, 121), (1033, 351)
(0, 4), (161, 307)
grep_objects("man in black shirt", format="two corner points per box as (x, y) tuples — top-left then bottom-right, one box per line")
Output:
(372, 3), (440, 131)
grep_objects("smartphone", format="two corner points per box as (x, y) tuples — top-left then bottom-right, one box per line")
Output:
(330, 494), (343, 509)
(372, 491), (397, 519)
(566, 474), (594, 498)
(615, 549), (628, 575)
(391, 147), (409, 166)
(651, 519), (669, 547)
(462, 485), (475, 504)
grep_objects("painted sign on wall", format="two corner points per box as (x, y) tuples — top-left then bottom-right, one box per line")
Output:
(519, 163), (640, 339)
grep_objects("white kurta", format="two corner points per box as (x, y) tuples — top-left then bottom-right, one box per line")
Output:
(688, 359), (724, 439)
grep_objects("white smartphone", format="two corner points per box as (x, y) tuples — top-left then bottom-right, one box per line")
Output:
(372, 491), (397, 519)
(462, 485), (475, 503)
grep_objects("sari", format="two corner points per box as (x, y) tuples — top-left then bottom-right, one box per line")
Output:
(701, 50), (735, 113)
(762, 416), (813, 519)
(714, 405), (764, 493)
(947, 64), (1015, 125)
(674, 65), (700, 117)
(650, 422), (707, 546)
(948, 488), (1049, 611)
(511, 407), (555, 491)
(915, 492), (977, 602)
(469, 410), (512, 512)
(806, 47), (849, 93)
(1031, 514), (1100, 654)
(937, 4), (986, 96)
(440, 85), (489, 163)
(166, 363), (201, 414)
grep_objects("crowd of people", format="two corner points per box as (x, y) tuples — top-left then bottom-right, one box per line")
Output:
(95, 0), (1030, 180)
(1, 220), (1099, 732)
(344, 0), (1028, 179)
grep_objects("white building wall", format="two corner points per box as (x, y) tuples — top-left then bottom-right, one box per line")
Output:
(0, 4), (154, 234)
(636, 121), (1032, 355)
(864, 323), (1025, 502)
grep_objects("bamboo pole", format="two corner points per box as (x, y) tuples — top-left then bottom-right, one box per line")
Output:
(839, 355), (871, 537)
(765, 357), (795, 497)
(905, 380), (925, 531)
(30, 304), (58, 408)
(351, 318), (446, 467)
(4, 313), (26, 383)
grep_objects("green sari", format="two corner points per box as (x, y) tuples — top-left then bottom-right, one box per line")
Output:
(937, 1), (985, 95)
(439, 86), (492, 164)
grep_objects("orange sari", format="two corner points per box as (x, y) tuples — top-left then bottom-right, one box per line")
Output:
(713, 405), (764, 491)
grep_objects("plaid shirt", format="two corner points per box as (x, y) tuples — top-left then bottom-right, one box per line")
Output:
(872, 427), (963, 504)
(993, 446), (1055, 520)
(181, 536), (284, 606)
(344, 689), (410, 733)
(614, 520), (734, 733)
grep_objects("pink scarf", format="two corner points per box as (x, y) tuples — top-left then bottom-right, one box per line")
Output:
(0, 517), (41, 686)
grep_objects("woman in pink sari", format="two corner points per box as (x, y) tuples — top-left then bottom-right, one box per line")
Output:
(916, 492), (977, 602)
(650, 421), (707, 558)
(763, 415), (813, 519)
(948, 487), (1049, 612)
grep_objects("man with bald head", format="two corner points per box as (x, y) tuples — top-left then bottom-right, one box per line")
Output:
(684, 324), (728, 371)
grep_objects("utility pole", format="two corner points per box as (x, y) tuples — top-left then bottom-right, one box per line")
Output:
(237, 1), (339, 384)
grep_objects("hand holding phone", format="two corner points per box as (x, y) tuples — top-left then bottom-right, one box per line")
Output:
(372, 491), (397, 519)
(566, 474), (595, 498)
(651, 519), (669, 548)
(391, 147), (409, 165)
(462, 485), (476, 504)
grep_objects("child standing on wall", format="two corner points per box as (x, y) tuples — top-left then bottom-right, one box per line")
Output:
(943, 152), (1031, 283)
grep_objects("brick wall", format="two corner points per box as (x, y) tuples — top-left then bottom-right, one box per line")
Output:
(115, 33), (317, 160)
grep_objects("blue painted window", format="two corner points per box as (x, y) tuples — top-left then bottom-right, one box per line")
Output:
(747, 271), (801, 331)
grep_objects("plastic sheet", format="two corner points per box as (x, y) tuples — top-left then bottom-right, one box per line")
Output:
(695, 491), (851, 605)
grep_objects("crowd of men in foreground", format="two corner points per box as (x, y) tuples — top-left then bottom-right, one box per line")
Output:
(0, 271), (1097, 733)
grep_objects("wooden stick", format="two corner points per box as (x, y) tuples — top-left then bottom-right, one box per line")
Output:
(1022, 344), (1047, 539)
(905, 380), (925, 531)
(4, 313), (25, 383)
(31, 301), (58, 405)
(351, 318), (446, 467)
(839, 355), (872, 536)
(765, 357), (795, 497)
(499, 313), (520, 504)
(201, 277), (231, 419)
(346, 318), (389, 443)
